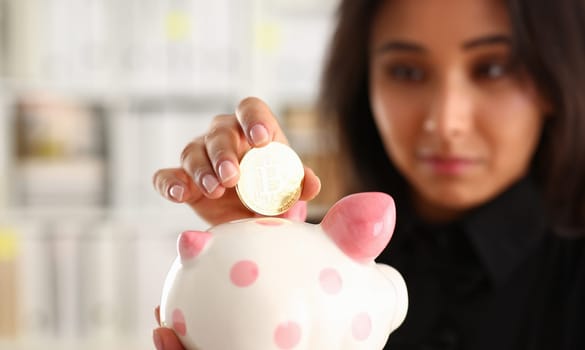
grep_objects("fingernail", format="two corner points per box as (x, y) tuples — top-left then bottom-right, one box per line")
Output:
(202, 174), (219, 194)
(218, 161), (238, 183)
(249, 124), (269, 145)
(153, 329), (164, 350)
(169, 185), (185, 201)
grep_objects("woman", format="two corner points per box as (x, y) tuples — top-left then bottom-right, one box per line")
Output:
(152, 0), (585, 349)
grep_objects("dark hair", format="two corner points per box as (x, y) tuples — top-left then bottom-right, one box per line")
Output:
(318, 0), (585, 229)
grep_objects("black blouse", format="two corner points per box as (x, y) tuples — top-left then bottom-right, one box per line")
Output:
(378, 178), (585, 350)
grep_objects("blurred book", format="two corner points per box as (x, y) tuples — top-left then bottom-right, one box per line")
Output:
(283, 106), (345, 221)
(133, 222), (178, 338)
(0, 225), (18, 338)
(16, 221), (55, 338)
(13, 93), (108, 208)
(50, 220), (82, 339)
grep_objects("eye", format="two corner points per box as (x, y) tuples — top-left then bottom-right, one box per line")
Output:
(387, 64), (426, 82)
(474, 61), (509, 80)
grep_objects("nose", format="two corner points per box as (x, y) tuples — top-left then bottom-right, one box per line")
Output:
(426, 72), (474, 139)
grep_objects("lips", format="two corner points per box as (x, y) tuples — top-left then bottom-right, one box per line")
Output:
(419, 154), (479, 175)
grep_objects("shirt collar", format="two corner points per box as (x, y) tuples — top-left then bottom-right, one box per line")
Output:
(461, 177), (549, 286)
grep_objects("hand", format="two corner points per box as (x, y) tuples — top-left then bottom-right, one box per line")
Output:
(153, 97), (321, 225)
(153, 306), (185, 350)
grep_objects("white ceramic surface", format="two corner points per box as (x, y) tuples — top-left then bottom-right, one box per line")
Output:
(160, 192), (408, 350)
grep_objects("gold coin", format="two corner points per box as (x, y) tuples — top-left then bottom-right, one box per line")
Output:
(236, 142), (304, 216)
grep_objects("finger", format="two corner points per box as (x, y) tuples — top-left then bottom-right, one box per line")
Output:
(153, 327), (186, 350)
(154, 306), (161, 326)
(299, 166), (321, 201)
(153, 168), (200, 203)
(235, 97), (289, 147)
(279, 201), (308, 222)
(180, 137), (226, 199)
(277, 167), (320, 222)
(204, 115), (247, 188)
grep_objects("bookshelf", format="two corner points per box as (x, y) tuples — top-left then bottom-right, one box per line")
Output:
(0, 0), (339, 348)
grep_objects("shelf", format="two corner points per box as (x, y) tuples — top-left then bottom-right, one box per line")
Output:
(0, 2), (340, 347)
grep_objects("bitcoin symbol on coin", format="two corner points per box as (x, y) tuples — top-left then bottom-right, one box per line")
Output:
(236, 142), (304, 216)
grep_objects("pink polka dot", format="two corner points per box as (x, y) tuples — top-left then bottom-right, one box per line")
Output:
(274, 321), (302, 349)
(230, 260), (259, 287)
(172, 308), (187, 336)
(352, 312), (372, 341)
(319, 268), (342, 294)
(256, 218), (284, 226)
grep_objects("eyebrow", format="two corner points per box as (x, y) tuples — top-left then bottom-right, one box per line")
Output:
(374, 34), (511, 55)
(462, 34), (511, 49)
(375, 41), (426, 54)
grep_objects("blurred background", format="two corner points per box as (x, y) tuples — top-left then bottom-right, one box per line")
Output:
(0, 0), (342, 349)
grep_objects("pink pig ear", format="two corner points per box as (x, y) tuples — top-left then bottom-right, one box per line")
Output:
(321, 192), (396, 263)
(178, 230), (212, 260)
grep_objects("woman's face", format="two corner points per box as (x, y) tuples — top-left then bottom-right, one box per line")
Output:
(369, 0), (548, 222)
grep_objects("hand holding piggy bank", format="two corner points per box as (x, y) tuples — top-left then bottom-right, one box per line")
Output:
(160, 192), (408, 350)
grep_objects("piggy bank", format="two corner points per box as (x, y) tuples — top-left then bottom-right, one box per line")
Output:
(160, 192), (408, 350)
